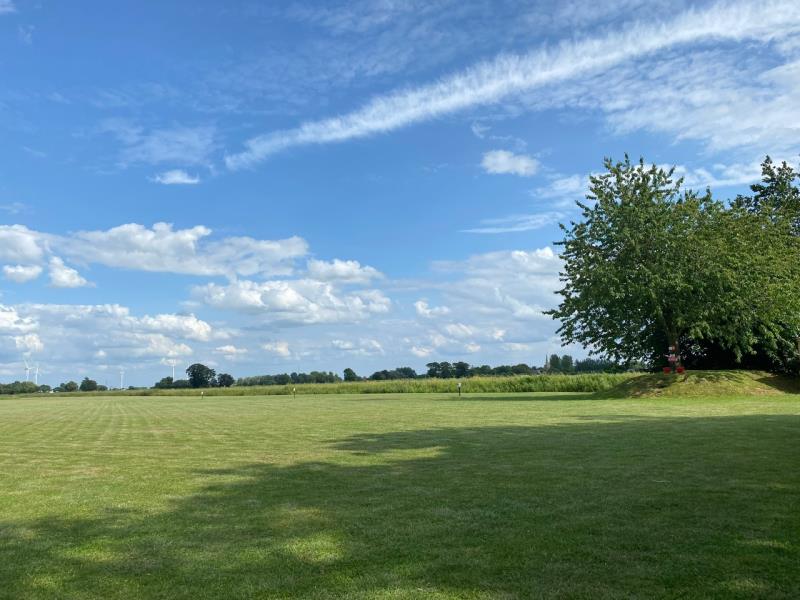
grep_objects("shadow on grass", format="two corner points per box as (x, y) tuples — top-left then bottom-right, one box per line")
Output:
(755, 374), (800, 394)
(1, 415), (799, 599)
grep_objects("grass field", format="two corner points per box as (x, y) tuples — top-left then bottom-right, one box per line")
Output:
(1, 392), (798, 599)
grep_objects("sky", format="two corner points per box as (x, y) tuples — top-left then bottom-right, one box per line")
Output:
(1, 0), (800, 387)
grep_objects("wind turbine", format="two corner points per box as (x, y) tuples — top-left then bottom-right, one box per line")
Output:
(119, 368), (125, 390)
(166, 359), (177, 380)
(23, 358), (32, 382)
(34, 363), (39, 386)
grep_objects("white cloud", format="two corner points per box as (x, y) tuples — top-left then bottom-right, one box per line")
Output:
(214, 344), (248, 359)
(151, 169), (200, 185)
(137, 313), (213, 342)
(14, 333), (43, 354)
(0, 305), (36, 333)
(127, 333), (192, 358)
(666, 161), (765, 190)
(306, 258), (382, 283)
(195, 279), (391, 324)
(0, 222), (310, 282)
(430, 246), (563, 324)
(534, 175), (587, 201)
(414, 300), (450, 318)
(443, 323), (476, 339)
(3, 264), (42, 283)
(331, 338), (384, 356)
(48, 257), (90, 288)
(4, 304), (200, 373)
(0, 1), (16, 15)
(225, 0), (800, 168)
(0, 225), (46, 263)
(262, 341), (291, 358)
(481, 150), (539, 176)
(410, 345), (433, 358)
(59, 222), (308, 277)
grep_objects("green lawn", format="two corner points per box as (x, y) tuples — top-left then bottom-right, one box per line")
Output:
(1, 393), (798, 599)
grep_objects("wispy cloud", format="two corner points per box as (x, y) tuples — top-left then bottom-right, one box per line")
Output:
(226, 0), (800, 169)
(151, 169), (200, 185)
(0, 202), (27, 215)
(100, 120), (216, 168)
(17, 24), (33, 45)
(0, 1), (16, 15)
(463, 211), (564, 234)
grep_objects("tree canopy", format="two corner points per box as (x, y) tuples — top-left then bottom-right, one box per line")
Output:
(186, 363), (216, 388)
(549, 156), (800, 372)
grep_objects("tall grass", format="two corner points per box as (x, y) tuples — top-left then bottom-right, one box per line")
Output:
(58, 373), (638, 397)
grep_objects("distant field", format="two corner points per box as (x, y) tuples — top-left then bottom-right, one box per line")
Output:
(1, 392), (798, 599)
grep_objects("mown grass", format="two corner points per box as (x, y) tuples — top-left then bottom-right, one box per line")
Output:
(1, 392), (798, 599)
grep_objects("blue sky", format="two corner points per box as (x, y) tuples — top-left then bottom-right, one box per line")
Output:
(1, 0), (799, 386)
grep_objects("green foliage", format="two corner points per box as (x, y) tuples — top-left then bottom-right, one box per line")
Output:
(186, 363), (216, 388)
(154, 376), (174, 389)
(88, 373), (636, 397)
(58, 381), (79, 392)
(369, 367), (418, 381)
(550, 155), (800, 372)
(237, 371), (340, 386)
(217, 373), (235, 388)
(574, 357), (625, 373)
(0, 381), (39, 395)
(548, 354), (562, 371)
(735, 155), (800, 233)
(79, 377), (98, 392)
(343, 368), (359, 382)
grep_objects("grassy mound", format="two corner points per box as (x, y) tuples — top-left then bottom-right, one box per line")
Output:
(601, 369), (800, 398)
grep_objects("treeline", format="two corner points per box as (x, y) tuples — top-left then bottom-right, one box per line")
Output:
(109, 373), (638, 397)
(0, 381), (42, 395)
(0, 377), (110, 395)
(233, 356), (628, 387)
(237, 371), (342, 387)
(153, 364), (234, 389)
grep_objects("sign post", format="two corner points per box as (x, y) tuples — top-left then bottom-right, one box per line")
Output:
(666, 345), (679, 374)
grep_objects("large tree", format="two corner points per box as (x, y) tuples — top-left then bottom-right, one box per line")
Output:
(217, 373), (235, 388)
(186, 363), (216, 388)
(549, 156), (800, 369)
(79, 377), (98, 392)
